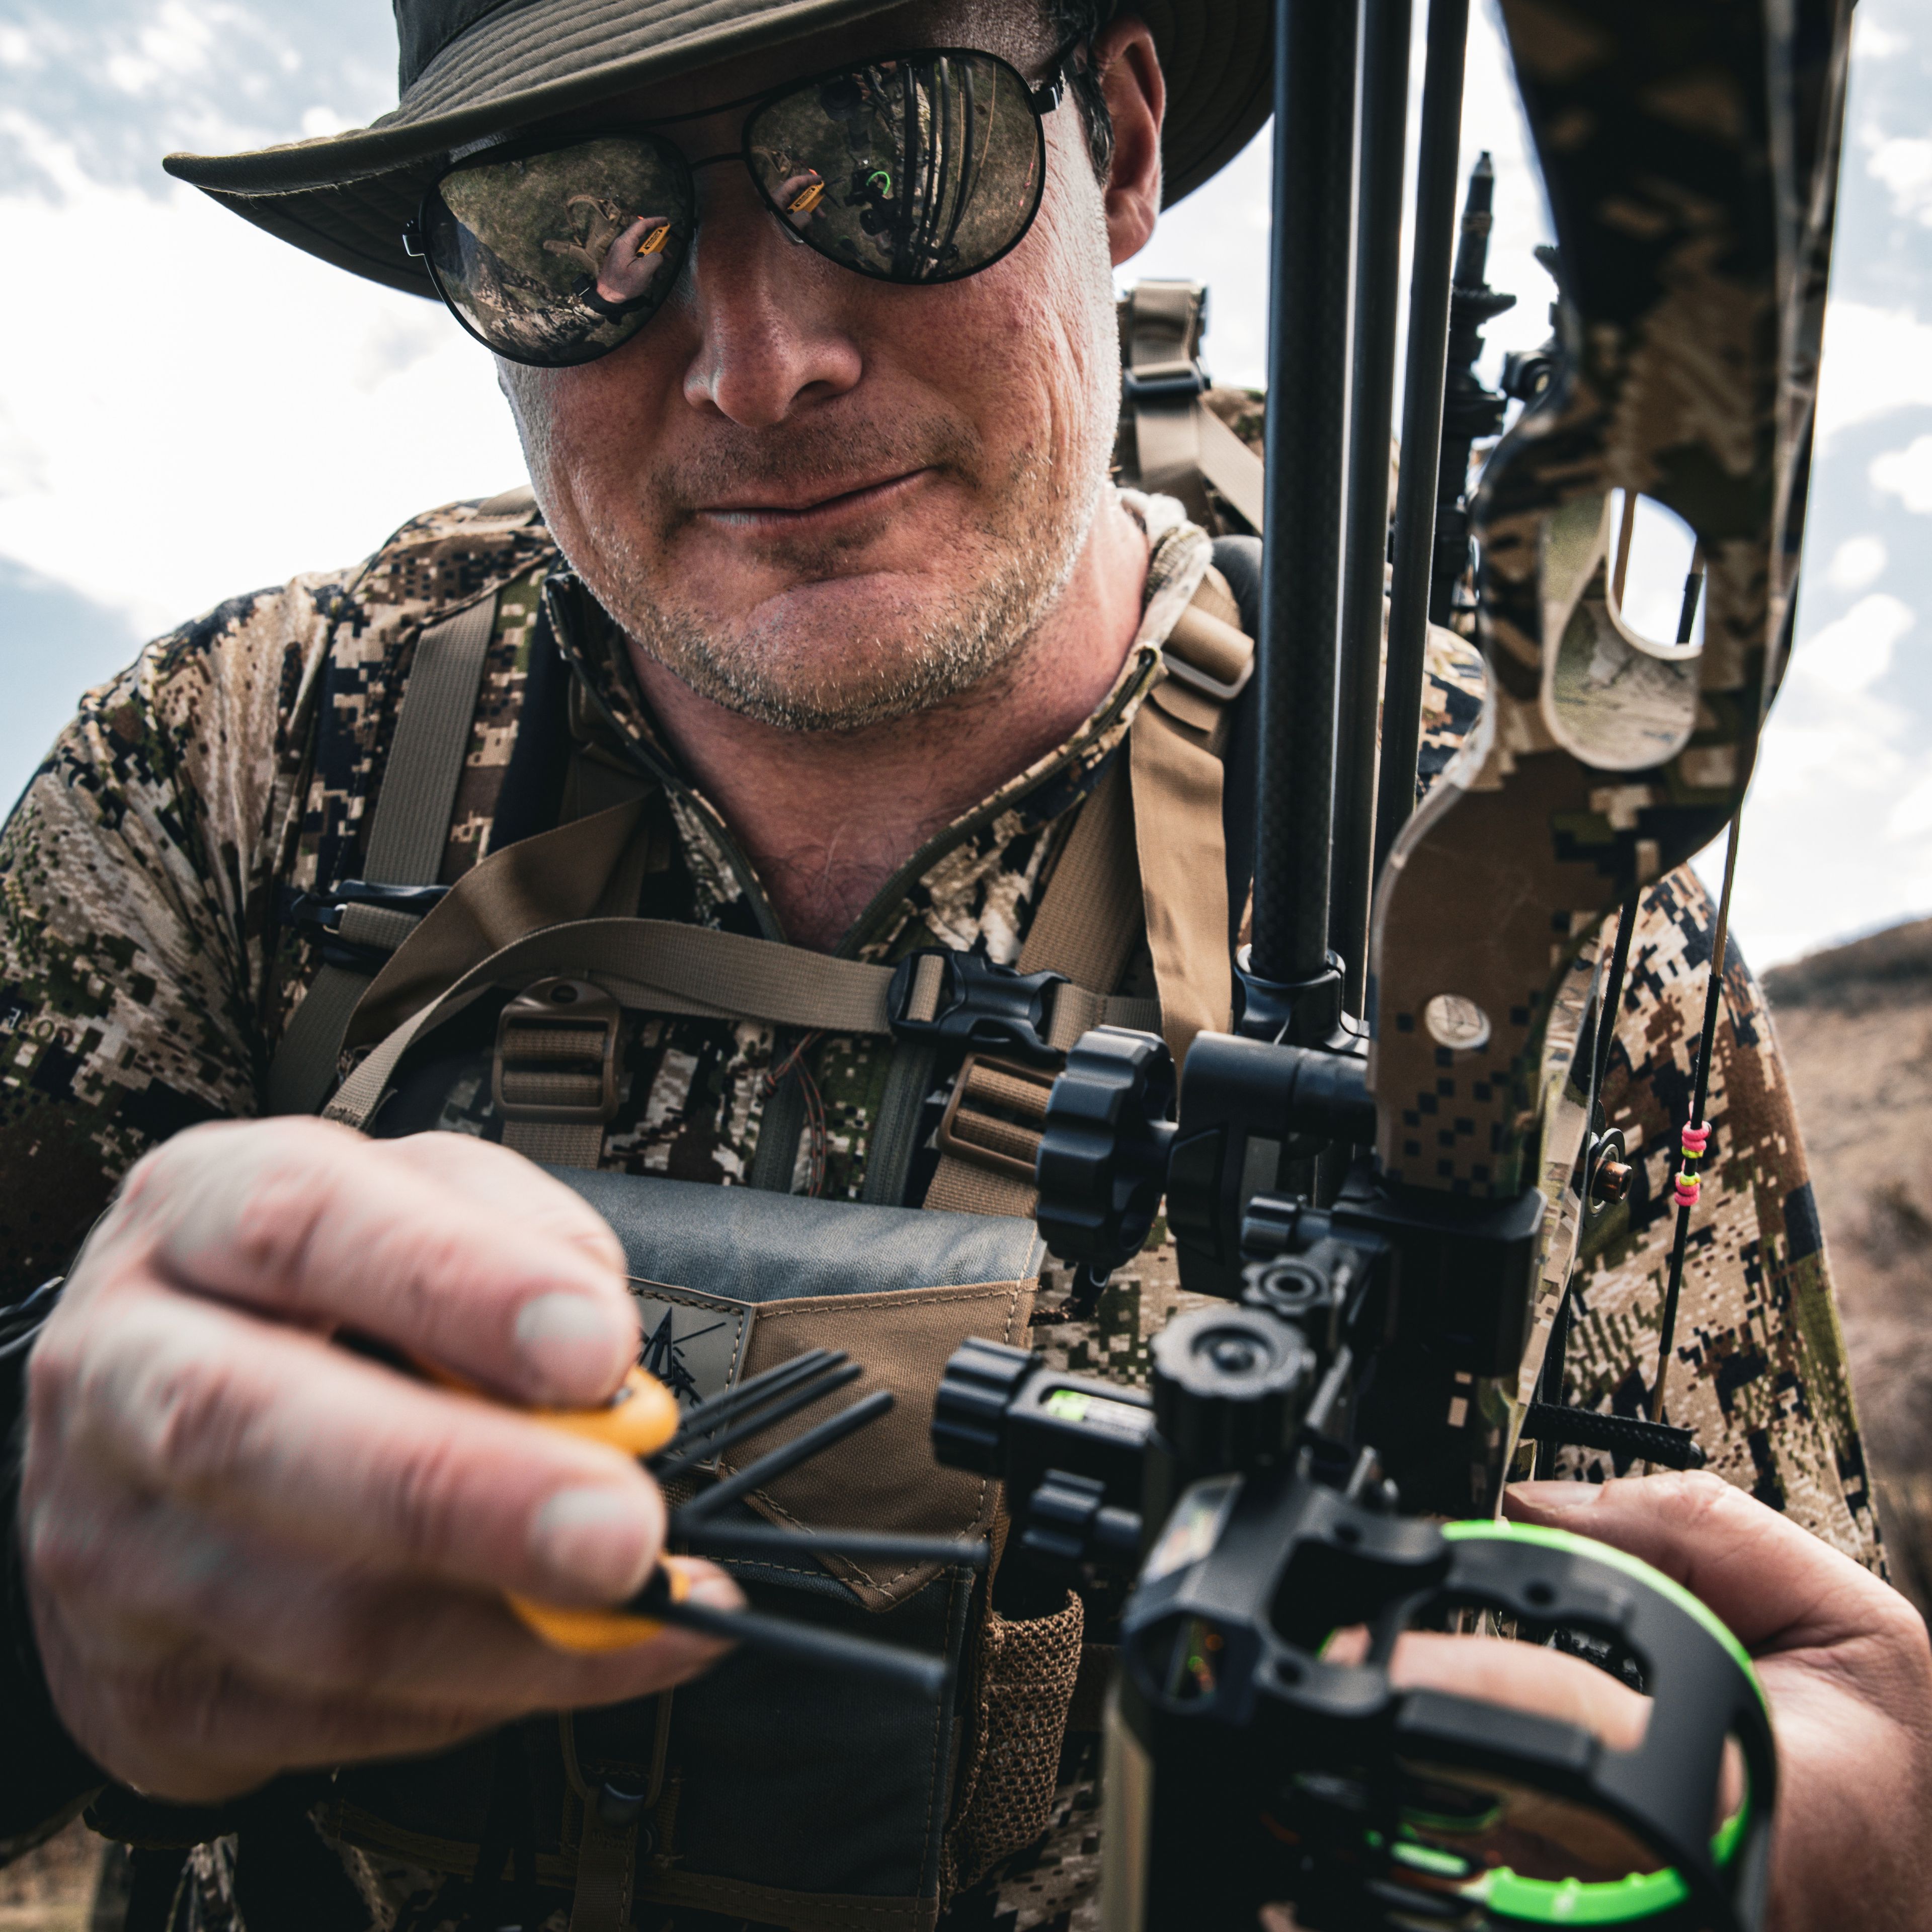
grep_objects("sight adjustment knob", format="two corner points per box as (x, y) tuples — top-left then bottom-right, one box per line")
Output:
(1033, 1026), (1177, 1281)
(1151, 1304), (1316, 1476)
(932, 1336), (1037, 1477)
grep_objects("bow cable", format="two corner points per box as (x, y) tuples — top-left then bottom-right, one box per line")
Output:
(1651, 809), (1742, 1426)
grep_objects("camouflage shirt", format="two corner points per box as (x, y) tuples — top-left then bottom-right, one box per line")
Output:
(0, 487), (1880, 1929)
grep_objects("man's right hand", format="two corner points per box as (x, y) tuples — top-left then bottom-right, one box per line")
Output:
(20, 1118), (741, 1803)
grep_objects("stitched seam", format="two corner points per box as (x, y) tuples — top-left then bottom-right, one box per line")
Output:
(626, 1281), (753, 1382)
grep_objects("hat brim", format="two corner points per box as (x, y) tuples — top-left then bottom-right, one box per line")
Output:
(163, 0), (1271, 300)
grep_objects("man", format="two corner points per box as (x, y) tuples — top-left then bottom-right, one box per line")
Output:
(0, 0), (1898, 1926)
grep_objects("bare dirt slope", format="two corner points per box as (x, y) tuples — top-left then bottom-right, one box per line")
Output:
(1764, 915), (1932, 1609)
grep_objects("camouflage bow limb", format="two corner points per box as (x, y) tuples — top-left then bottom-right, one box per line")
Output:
(1366, 0), (1855, 1509)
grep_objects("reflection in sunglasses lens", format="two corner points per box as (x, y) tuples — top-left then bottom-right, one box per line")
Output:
(745, 50), (1045, 286)
(422, 48), (1047, 367)
(428, 136), (692, 366)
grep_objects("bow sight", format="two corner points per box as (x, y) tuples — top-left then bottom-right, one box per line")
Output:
(925, 0), (1855, 1922)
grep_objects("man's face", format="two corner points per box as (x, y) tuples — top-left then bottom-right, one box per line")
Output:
(499, 2), (1153, 733)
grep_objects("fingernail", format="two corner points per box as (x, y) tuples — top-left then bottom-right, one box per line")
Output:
(528, 1487), (654, 1598)
(1505, 1479), (1605, 1511)
(668, 1558), (744, 1614)
(515, 1293), (634, 1398)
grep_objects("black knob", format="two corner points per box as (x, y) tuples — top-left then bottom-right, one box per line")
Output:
(1033, 1027), (1177, 1280)
(1152, 1305), (1316, 1475)
(932, 1336), (1036, 1476)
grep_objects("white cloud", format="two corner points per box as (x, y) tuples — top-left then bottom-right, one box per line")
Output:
(1792, 592), (1914, 693)
(1873, 435), (1932, 515)
(1869, 136), (1932, 228)
(1887, 772), (1932, 842)
(1854, 17), (1908, 59)
(0, 118), (525, 635)
(1815, 303), (1932, 446)
(1826, 534), (1888, 590)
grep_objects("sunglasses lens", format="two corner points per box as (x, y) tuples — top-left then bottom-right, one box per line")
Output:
(425, 136), (693, 365)
(746, 50), (1045, 285)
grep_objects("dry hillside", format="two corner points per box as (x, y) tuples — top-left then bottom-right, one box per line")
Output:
(1763, 916), (1932, 1610)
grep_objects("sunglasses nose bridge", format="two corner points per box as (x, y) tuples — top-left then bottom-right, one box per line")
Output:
(683, 148), (813, 251)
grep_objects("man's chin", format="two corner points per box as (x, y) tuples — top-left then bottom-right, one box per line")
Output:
(664, 643), (994, 736)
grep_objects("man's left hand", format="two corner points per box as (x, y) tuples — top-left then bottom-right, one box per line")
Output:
(1503, 1474), (1932, 1932)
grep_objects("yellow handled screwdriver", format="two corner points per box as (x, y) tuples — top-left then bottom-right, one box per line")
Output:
(448, 1350), (987, 1693)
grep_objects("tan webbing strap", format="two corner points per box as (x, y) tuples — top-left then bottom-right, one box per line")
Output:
(332, 907), (1157, 1136)
(266, 593), (501, 1116)
(922, 572), (1253, 1216)
(347, 799), (651, 1045)
(1193, 404), (1267, 535)
(1132, 572), (1252, 1069)
(329, 919), (905, 1130)
(567, 1815), (637, 1932)
(1123, 281), (1210, 522)
(1119, 281), (1265, 536)
(363, 597), (502, 883)
(1013, 758), (1142, 993)
(921, 765), (1133, 1215)
(922, 762), (1150, 1217)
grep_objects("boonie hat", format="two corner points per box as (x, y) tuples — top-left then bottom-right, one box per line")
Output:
(163, 0), (1271, 300)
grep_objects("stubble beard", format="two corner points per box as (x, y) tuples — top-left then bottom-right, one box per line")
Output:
(593, 419), (1105, 735)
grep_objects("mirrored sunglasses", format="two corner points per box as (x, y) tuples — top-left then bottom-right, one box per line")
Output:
(408, 45), (1071, 369)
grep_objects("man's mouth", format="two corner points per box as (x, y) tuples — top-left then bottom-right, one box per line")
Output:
(695, 468), (934, 532)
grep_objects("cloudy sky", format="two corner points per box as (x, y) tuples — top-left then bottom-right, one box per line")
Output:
(0, 0), (1925, 968)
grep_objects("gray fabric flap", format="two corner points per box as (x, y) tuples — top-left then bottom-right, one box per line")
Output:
(545, 1168), (1044, 1303)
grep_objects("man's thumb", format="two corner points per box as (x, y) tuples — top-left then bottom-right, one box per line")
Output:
(1504, 1472), (1879, 1655)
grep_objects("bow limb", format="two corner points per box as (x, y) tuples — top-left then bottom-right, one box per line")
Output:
(1363, 0), (1855, 1511)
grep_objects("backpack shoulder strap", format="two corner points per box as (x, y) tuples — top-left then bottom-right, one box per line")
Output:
(1117, 280), (1266, 536)
(267, 590), (502, 1115)
(923, 562), (1254, 1216)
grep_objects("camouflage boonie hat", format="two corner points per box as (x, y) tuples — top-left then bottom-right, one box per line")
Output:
(159, 0), (1271, 300)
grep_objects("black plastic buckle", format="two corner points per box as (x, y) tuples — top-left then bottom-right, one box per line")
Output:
(886, 950), (1069, 1066)
(1122, 362), (1209, 405)
(278, 879), (450, 973)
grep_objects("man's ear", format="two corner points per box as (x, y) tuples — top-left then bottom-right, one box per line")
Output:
(1094, 17), (1164, 267)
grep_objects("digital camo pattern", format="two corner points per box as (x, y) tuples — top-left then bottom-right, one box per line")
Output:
(0, 485), (1877, 1931)
(1556, 870), (1874, 1553)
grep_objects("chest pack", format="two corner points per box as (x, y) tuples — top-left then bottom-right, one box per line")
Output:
(256, 434), (1262, 1930)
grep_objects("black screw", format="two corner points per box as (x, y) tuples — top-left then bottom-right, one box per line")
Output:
(1208, 1334), (1263, 1375)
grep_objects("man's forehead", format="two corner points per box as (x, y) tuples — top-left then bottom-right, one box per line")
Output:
(575, 0), (1051, 130)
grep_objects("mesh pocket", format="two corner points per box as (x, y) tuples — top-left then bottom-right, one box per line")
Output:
(942, 1591), (1085, 1898)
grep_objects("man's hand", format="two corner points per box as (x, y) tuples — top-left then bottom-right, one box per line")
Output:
(1271, 1475), (1932, 1932)
(21, 1119), (740, 1803)
(1506, 1474), (1932, 1932)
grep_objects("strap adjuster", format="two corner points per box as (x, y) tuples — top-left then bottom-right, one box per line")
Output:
(493, 978), (622, 1125)
(1122, 362), (1209, 405)
(278, 879), (450, 972)
(1162, 647), (1254, 704)
(887, 950), (1069, 1066)
(936, 1055), (1057, 1182)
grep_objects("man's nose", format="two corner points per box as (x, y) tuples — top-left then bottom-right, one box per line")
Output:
(680, 170), (863, 427)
